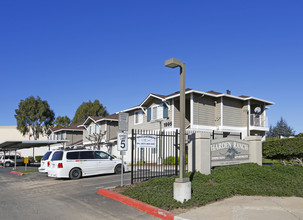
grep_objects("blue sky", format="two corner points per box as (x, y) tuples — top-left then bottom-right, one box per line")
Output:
(0, 1), (302, 134)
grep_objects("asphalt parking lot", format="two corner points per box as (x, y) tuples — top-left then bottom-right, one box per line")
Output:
(0, 166), (158, 220)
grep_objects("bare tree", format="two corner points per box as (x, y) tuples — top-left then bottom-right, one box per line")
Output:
(86, 130), (107, 150)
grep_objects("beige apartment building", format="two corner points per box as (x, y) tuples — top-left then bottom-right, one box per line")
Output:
(78, 88), (273, 163)
(46, 122), (83, 150)
(0, 126), (48, 157)
(123, 89), (273, 139)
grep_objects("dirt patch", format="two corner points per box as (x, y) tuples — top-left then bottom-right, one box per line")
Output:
(205, 179), (218, 185)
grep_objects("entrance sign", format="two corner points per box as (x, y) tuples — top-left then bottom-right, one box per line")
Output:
(118, 112), (129, 131)
(210, 138), (249, 166)
(117, 133), (128, 151)
(136, 135), (156, 148)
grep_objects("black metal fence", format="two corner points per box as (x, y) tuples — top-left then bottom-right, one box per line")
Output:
(131, 129), (179, 184)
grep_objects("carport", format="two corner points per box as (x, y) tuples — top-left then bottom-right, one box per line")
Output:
(0, 140), (67, 170)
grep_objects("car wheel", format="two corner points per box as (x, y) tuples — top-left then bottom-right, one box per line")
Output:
(5, 162), (11, 167)
(69, 168), (82, 180)
(115, 164), (124, 174)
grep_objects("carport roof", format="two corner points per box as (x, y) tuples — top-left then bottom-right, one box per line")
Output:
(0, 140), (67, 151)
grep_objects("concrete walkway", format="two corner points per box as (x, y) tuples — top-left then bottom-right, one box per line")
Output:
(178, 196), (303, 220)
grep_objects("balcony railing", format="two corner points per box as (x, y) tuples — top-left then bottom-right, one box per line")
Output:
(250, 114), (268, 128)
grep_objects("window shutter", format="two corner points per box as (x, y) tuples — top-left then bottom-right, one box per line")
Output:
(147, 108), (151, 122)
(163, 104), (168, 118)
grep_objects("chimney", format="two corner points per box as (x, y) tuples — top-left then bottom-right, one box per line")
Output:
(226, 90), (231, 95)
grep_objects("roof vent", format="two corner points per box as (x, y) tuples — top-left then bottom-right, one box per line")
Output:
(226, 90), (231, 95)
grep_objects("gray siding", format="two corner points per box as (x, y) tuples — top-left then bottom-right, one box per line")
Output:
(215, 98), (222, 126)
(107, 121), (118, 140)
(193, 94), (216, 126)
(223, 97), (245, 127)
(66, 131), (82, 145)
(242, 101), (249, 127)
(174, 99), (190, 128)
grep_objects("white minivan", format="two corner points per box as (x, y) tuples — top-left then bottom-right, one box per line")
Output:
(48, 149), (128, 179)
(38, 151), (55, 173)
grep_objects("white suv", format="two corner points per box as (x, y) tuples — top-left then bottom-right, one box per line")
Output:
(48, 149), (128, 180)
(0, 155), (24, 167)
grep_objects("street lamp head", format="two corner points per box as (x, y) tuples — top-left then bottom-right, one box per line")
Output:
(165, 58), (182, 68)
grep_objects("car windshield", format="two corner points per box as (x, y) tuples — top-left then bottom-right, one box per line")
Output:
(42, 152), (52, 160)
(52, 151), (63, 161)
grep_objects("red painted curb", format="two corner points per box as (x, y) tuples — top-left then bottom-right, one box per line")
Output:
(98, 188), (175, 220)
(10, 171), (24, 176)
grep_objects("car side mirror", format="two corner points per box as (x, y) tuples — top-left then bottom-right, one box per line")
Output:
(110, 156), (114, 160)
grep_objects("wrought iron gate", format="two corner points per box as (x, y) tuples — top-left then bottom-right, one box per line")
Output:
(131, 129), (179, 184)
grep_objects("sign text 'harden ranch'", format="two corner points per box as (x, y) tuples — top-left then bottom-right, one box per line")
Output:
(211, 141), (249, 152)
(210, 140), (249, 162)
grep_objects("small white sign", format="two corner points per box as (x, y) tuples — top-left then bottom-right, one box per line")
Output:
(136, 134), (157, 148)
(117, 133), (128, 151)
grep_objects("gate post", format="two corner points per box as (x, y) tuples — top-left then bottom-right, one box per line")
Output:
(175, 129), (178, 176)
(195, 133), (211, 175)
(131, 129), (134, 184)
(187, 133), (195, 172)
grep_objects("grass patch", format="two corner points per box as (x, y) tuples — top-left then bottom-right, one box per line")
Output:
(121, 163), (303, 210)
(18, 169), (39, 174)
(262, 158), (280, 164)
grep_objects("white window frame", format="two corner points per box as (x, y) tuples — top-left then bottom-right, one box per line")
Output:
(151, 105), (163, 121)
(134, 110), (144, 124)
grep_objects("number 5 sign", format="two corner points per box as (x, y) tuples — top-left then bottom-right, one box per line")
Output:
(117, 133), (128, 151)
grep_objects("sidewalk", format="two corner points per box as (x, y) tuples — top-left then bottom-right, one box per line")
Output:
(177, 196), (303, 220)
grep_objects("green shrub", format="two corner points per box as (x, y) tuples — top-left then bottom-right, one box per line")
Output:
(35, 155), (43, 162)
(263, 137), (303, 160)
(137, 160), (146, 165)
(163, 155), (188, 165)
(163, 156), (177, 165)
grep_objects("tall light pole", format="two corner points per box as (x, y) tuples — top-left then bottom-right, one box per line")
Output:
(165, 58), (191, 202)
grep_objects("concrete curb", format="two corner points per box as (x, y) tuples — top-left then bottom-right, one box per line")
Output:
(98, 188), (187, 220)
(10, 171), (24, 176)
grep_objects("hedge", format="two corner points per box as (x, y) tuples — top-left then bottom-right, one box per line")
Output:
(263, 137), (303, 160)
(163, 155), (188, 165)
(121, 163), (303, 210)
(35, 155), (43, 163)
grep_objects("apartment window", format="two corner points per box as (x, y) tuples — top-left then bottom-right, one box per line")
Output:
(89, 125), (92, 135)
(134, 110), (143, 124)
(152, 106), (159, 120)
(147, 104), (168, 122)
(95, 123), (100, 134)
